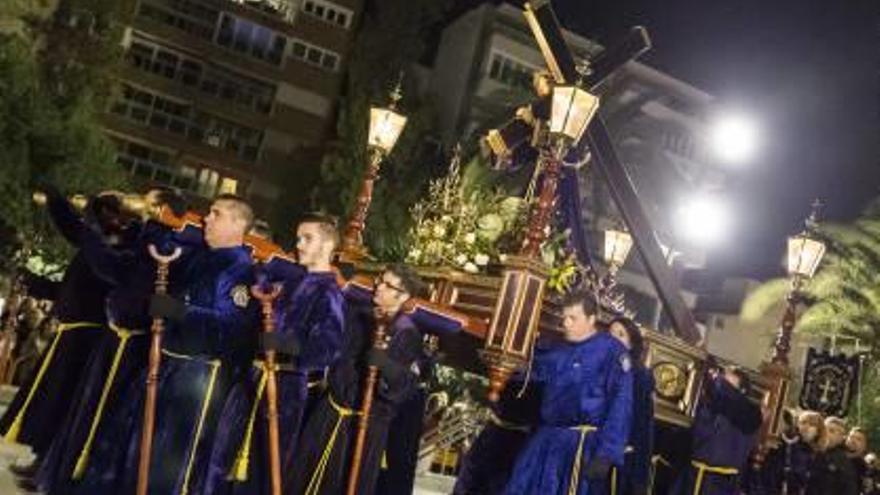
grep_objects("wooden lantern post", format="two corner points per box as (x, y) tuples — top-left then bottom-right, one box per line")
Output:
(481, 72), (600, 401)
(755, 202), (825, 463)
(339, 81), (408, 262)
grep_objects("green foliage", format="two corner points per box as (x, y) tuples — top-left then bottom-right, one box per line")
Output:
(313, 0), (452, 260)
(743, 200), (880, 433)
(0, 1), (132, 270)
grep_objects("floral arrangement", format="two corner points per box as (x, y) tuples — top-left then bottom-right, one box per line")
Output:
(405, 152), (579, 293)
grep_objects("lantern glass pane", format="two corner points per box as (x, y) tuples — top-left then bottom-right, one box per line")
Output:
(550, 86), (599, 141)
(787, 235), (826, 278)
(604, 229), (634, 267)
(368, 107), (407, 153)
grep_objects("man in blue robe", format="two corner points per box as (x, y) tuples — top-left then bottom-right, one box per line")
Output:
(32, 189), (189, 495)
(453, 351), (545, 495)
(197, 213), (345, 495)
(71, 194), (258, 495)
(1, 188), (132, 478)
(288, 264), (427, 495)
(505, 290), (633, 495)
(672, 365), (762, 495)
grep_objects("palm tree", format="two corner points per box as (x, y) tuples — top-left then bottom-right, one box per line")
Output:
(741, 200), (880, 436)
(742, 200), (880, 358)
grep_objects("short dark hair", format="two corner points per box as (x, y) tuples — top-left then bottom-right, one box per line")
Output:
(385, 263), (427, 298)
(297, 212), (340, 248)
(609, 316), (645, 363)
(560, 289), (598, 317)
(214, 193), (254, 232)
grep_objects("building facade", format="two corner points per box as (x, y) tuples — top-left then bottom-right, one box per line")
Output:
(104, 0), (361, 212)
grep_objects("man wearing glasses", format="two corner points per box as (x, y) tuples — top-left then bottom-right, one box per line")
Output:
(289, 264), (427, 495)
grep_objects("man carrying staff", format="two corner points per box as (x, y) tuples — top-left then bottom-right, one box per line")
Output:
(30, 188), (187, 495)
(504, 290), (633, 495)
(289, 263), (427, 495)
(197, 213), (345, 495)
(1, 186), (133, 482)
(72, 194), (258, 495)
(672, 365), (762, 495)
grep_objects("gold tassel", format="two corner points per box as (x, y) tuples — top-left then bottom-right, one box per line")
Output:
(3, 322), (99, 443)
(73, 325), (135, 479)
(180, 358), (222, 495)
(228, 365), (269, 482)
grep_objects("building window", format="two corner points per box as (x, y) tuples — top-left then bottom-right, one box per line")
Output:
(302, 0), (352, 28)
(191, 111), (264, 162)
(125, 36), (276, 115)
(290, 38), (340, 72)
(216, 13), (287, 66)
(113, 138), (197, 191)
(136, 0), (219, 41)
(486, 51), (538, 92)
(112, 84), (264, 163)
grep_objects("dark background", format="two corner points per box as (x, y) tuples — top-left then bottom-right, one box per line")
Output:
(448, 0), (879, 278)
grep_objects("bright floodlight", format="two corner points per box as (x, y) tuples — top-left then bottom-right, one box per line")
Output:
(675, 195), (730, 247)
(711, 115), (758, 164)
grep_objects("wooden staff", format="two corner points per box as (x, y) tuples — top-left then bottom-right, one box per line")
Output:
(136, 245), (182, 495)
(345, 312), (390, 495)
(251, 283), (283, 495)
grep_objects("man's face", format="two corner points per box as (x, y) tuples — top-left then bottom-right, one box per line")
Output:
(847, 430), (868, 455)
(296, 222), (333, 269)
(797, 416), (819, 442)
(204, 200), (246, 249)
(561, 304), (595, 342)
(826, 423), (847, 448)
(373, 271), (409, 314)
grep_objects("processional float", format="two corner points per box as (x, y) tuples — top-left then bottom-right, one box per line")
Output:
(20, 1), (813, 489)
(334, 0), (798, 469)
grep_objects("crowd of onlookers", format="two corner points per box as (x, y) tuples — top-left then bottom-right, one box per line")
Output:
(747, 408), (879, 495)
(0, 285), (57, 386)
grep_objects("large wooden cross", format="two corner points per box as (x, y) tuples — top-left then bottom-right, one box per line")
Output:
(523, 0), (701, 345)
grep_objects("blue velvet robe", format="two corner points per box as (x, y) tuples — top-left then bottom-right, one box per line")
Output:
(37, 220), (187, 495)
(197, 270), (344, 495)
(70, 243), (257, 495)
(505, 332), (633, 495)
(0, 192), (115, 456)
(672, 376), (762, 495)
(287, 306), (423, 495)
(454, 346), (548, 495)
(613, 365), (655, 495)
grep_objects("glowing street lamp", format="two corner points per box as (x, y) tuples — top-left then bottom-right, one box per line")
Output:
(773, 201), (826, 364)
(340, 81), (408, 260)
(674, 194), (731, 248)
(548, 75), (600, 148)
(756, 201), (826, 464)
(710, 114), (759, 165)
(604, 228), (633, 272)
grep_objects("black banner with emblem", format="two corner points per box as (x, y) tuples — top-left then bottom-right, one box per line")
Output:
(799, 347), (860, 418)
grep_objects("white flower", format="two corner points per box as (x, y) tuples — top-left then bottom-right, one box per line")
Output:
(408, 249), (422, 260)
(463, 262), (479, 273)
(455, 254), (468, 266)
(432, 225), (446, 238)
(475, 253), (490, 266)
(464, 232), (477, 244)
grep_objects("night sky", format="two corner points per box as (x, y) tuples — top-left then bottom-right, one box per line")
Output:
(452, 0), (879, 278)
